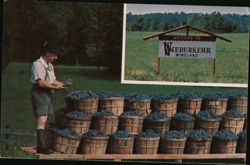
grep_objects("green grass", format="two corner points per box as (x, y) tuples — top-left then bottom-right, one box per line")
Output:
(124, 32), (249, 83)
(1, 62), (247, 158)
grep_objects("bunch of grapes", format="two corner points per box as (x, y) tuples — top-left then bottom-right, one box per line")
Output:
(202, 92), (229, 99)
(120, 111), (143, 117)
(223, 109), (245, 118)
(146, 112), (170, 121)
(150, 93), (179, 101)
(94, 110), (115, 117)
(137, 129), (159, 138)
(129, 94), (151, 101)
(196, 110), (221, 120)
(111, 130), (133, 138)
(162, 130), (186, 139)
(66, 90), (98, 101)
(176, 92), (203, 99)
(213, 130), (238, 141)
(172, 112), (195, 121)
(188, 129), (211, 140)
(54, 128), (82, 139)
(63, 79), (73, 87)
(65, 111), (90, 120)
(98, 90), (123, 99)
(121, 93), (138, 99)
(84, 129), (107, 137)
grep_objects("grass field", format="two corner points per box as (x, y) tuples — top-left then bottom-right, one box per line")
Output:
(1, 62), (247, 158)
(124, 32), (249, 83)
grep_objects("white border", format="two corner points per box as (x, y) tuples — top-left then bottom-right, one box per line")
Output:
(121, 3), (248, 88)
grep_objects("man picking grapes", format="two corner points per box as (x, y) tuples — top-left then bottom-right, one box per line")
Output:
(30, 41), (72, 154)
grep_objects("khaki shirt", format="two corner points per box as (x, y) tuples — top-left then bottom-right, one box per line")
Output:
(31, 57), (56, 85)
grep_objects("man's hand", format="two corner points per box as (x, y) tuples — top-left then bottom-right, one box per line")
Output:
(53, 83), (65, 90)
(36, 79), (65, 90)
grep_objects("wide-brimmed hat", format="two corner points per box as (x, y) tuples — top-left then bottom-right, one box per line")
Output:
(42, 40), (60, 55)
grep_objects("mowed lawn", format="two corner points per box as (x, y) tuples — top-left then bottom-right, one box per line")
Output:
(0, 62), (247, 158)
(124, 32), (249, 83)
(1, 62), (247, 131)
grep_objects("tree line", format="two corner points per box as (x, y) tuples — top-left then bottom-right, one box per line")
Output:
(126, 12), (249, 33)
(3, 0), (123, 72)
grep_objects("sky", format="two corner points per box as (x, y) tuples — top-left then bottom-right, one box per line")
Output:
(126, 4), (250, 15)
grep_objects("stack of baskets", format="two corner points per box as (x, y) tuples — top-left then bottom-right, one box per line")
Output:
(44, 90), (247, 154)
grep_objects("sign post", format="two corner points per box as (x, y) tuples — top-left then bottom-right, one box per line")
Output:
(213, 59), (216, 75)
(157, 57), (160, 74)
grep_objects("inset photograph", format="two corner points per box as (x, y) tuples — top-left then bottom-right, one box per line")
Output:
(122, 4), (249, 87)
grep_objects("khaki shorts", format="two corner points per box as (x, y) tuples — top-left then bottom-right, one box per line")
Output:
(31, 85), (53, 117)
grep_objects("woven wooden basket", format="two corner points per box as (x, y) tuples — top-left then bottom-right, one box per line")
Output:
(53, 133), (81, 154)
(108, 136), (134, 154)
(228, 96), (248, 114)
(151, 98), (178, 117)
(99, 97), (124, 116)
(134, 136), (160, 154)
(185, 138), (212, 154)
(92, 115), (119, 135)
(143, 118), (171, 134)
(55, 109), (66, 128)
(202, 98), (228, 116)
(65, 98), (99, 117)
(211, 138), (237, 154)
(221, 116), (245, 134)
(127, 99), (151, 117)
(65, 117), (91, 135)
(170, 118), (195, 136)
(178, 98), (202, 116)
(119, 115), (144, 135)
(81, 136), (109, 154)
(195, 118), (221, 136)
(159, 137), (186, 154)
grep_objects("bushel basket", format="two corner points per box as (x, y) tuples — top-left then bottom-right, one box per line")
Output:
(151, 99), (178, 117)
(53, 132), (81, 154)
(119, 115), (144, 135)
(99, 97), (124, 116)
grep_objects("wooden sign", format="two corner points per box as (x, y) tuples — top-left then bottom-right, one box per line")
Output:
(158, 35), (216, 59)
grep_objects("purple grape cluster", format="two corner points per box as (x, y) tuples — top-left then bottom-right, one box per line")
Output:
(176, 92), (203, 99)
(120, 111), (143, 117)
(66, 90), (98, 101)
(129, 94), (151, 101)
(196, 110), (221, 120)
(172, 112), (195, 121)
(84, 129), (107, 137)
(162, 130), (186, 139)
(223, 110), (245, 118)
(63, 79), (73, 87)
(65, 111), (90, 120)
(202, 92), (229, 99)
(111, 131), (133, 138)
(137, 129), (159, 138)
(54, 128), (82, 139)
(98, 90), (123, 98)
(146, 112), (170, 121)
(188, 129), (211, 140)
(213, 130), (238, 141)
(150, 93), (179, 101)
(94, 110), (115, 117)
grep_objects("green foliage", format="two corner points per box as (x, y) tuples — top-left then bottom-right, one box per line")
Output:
(3, 1), (123, 72)
(126, 12), (249, 33)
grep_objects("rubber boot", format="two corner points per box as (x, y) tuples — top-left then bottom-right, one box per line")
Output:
(36, 129), (53, 154)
